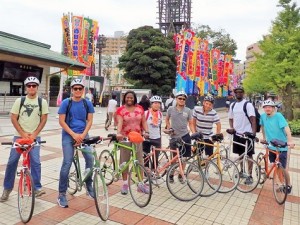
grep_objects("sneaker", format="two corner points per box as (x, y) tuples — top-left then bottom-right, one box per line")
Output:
(86, 184), (95, 198)
(0, 189), (12, 202)
(235, 172), (247, 179)
(178, 174), (185, 184)
(169, 175), (174, 183)
(121, 184), (129, 195)
(35, 189), (46, 197)
(57, 193), (68, 208)
(137, 183), (150, 194)
(114, 127), (117, 130)
(244, 176), (253, 185)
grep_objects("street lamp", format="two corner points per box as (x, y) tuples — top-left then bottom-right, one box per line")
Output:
(96, 34), (107, 76)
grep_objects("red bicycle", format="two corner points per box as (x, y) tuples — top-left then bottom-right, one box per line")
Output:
(2, 138), (45, 223)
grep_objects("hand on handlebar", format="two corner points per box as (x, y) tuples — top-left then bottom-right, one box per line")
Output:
(288, 142), (295, 149)
(226, 128), (236, 135)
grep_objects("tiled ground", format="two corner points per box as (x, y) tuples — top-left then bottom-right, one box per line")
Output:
(0, 108), (299, 224)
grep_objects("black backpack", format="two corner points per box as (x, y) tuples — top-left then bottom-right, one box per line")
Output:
(167, 99), (174, 109)
(18, 96), (42, 120)
(231, 101), (261, 132)
(65, 98), (89, 123)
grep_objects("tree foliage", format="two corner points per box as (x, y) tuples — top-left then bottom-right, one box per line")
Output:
(243, 0), (300, 120)
(118, 26), (176, 95)
(193, 24), (237, 56)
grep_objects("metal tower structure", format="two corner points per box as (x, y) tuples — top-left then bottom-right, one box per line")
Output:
(157, 0), (192, 36)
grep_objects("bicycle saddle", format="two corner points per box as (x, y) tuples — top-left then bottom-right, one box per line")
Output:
(107, 133), (118, 141)
(83, 136), (101, 145)
(270, 139), (287, 148)
(191, 132), (203, 140)
(211, 133), (224, 142)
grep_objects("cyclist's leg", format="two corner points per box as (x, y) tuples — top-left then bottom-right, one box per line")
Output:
(120, 141), (131, 194)
(151, 138), (161, 168)
(3, 136), (21, 190)
(58, 134), (75, 193)
(233, 135), (245, 172)
(279, 152), (291, 187)
(180, 133), (192, 171)
(246, 139), (255, 175)
(142, 140), (151, 168)
(204, 139), (213, 157)
(29, 136), (42, 190)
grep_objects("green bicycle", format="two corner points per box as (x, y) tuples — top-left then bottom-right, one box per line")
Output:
(99, 133), (152, 208)
(67, 136), (109, 221)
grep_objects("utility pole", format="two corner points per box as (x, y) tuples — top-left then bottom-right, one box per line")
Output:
(97, 34), (107, 76)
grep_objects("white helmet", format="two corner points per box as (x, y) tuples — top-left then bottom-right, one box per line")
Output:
(175, 91), (187, 98)
(70, 78), (85, 87)
(262, 100), (276, 107)
(24, 76), (40, 85)
(150, 95), (162, 103)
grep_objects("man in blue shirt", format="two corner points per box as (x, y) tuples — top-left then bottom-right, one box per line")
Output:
(57, 78), (95, 208)
(260, 100), (295, 194)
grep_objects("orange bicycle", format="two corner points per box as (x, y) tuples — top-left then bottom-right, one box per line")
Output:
(256, 139), (289, 205)
(2, 138), (46, 223)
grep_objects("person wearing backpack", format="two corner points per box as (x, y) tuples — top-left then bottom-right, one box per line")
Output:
(228, 86), (257, 184)
(165, 93), (175, 110)
(0, 77), (49, 202)
(57, 78), (95, 208)
(143, 96), (163, 168)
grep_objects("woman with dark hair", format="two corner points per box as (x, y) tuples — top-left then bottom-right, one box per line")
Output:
(116, 91), (149, 194)
(138, 95), (150, 111)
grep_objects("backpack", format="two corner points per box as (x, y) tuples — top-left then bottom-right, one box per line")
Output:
(65, 98), (89, 123)
(231, 101), (261, 132)
(167, 99), (174, 109)
(18, 96), (42, 120)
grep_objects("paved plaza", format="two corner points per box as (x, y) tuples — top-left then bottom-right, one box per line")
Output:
(0, 107), (299, 225)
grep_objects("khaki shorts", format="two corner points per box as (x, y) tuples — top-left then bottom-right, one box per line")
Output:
(119, 141), (143, 173)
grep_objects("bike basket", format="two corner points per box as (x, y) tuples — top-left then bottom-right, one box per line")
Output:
(16, 138), (34, 154)
(128, 131), (144, 143)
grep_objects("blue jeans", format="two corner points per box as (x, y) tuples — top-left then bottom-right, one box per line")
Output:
(3, 136), (42, 190)
(58, 134), (94, 193)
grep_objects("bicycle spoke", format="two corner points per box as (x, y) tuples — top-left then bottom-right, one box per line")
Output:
(273, 166), (288, 205)
(94, 170), (109, 221)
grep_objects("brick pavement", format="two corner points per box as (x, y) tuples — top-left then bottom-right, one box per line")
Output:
(0, 107), (299, 225)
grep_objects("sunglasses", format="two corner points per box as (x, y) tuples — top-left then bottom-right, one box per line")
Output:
(177, 97), (186, 101)
(26, 84), (37, 88)
(73, 87), (83, 91)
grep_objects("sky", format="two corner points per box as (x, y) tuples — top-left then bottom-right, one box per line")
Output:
(0, 0), (297, 61)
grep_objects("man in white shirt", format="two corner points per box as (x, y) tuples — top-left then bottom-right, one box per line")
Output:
(85, 89), (94, 103)
(105, 94), (118, 130)
(165, 93), (175, 110)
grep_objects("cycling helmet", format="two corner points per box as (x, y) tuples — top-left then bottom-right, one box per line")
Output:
(150, 95), (162, 103)
(233, 85), (244, 92)
(175, 91), (187, 98)
(203, 95), (214, 103)
(262, 100), (276, 107)
(24, 76), (40, 85)
(70, 78), (85, 87)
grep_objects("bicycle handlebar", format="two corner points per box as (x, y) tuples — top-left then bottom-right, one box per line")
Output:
(226, 129), (258, 142)
(260, 139), (288, 148)
(1, 140), (46, 148)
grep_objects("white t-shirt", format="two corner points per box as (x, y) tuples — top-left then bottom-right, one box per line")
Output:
(228, 99), (255, 133)
(85, 93), (93, 102)
(107, 99), (117, 113)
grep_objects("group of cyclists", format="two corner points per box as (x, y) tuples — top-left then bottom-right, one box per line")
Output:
(0, 77), (296, 211)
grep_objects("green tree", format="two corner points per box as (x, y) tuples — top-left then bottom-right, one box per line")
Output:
(102, 55), (113, 83)
(118, 26), (176, 95)
(244, 0), (300, 120)
(193, 24), (237, 56)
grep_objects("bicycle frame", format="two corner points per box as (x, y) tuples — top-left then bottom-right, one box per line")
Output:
(146, 146), (184, 179)
(261, 147), (281, 177)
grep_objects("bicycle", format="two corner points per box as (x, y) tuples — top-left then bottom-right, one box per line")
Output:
(99, 132), (152, 207)
(143, 137), (204, 201)
(2, 138), (46, 223)
(187, 132), (222, 197)
(67, 136), (109, 221)
(191, 132), (240, 193)
(225, 130), (261, 193)
(256, 139), (289, 205)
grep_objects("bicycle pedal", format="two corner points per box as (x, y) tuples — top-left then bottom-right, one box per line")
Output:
(17, 172), (21, 176)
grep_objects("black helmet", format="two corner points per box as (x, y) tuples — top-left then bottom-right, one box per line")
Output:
(233, 85), (244, 92)
(203, 95), (214, 103)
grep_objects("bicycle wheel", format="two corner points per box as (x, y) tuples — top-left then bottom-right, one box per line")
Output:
(67, 159), (79, 195)
(156, 151), (169, 178)
(256, 152), (267, 184)
(166, 161), (204, 201)
(236, 157), (261, 193)
(128, 162), (152, 207)
(212, 157), (239, 193)
(99, 149), (115, 185)
(273, 165), (288, 205)
(18, 170), (35, 223)
(199, 160), (222, 197)
(93, 169), (110, 221)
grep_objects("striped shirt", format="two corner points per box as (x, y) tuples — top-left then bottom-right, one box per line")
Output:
(192, 106), (220, 139)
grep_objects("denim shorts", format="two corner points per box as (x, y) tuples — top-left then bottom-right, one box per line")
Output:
(269, 150), (287, 168)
